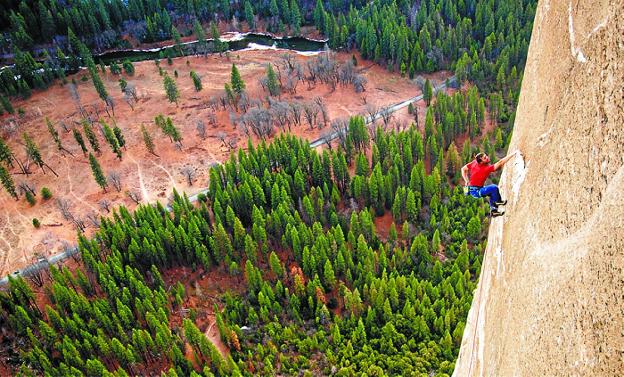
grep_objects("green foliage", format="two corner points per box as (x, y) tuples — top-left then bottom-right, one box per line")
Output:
(82, 121), (100, 154)
(88, 153), (107, 192)
(141, 124), (157, 156)
(265, 64), (280, 96)
(72, 128), (88, 155)
(163, 73), (179, 104)
(32, 218), (40, 228)
(25, 190), (36, 206)
(41, 187), (52, 200)
(122, 60), (135, 76)
(230, 64), (245, 96)
(190, 71), (202, 91)
(0, 164), (17, 199)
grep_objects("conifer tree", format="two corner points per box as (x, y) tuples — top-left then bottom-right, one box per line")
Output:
(265, 64), (280, 96)
(0, 139), (15, 168)
(89, 153), (107, 192)
(190, 71), (202, 91)
(230, 64), (245, 96)
(101, 121), (122, 159)
(46, 118), (72, 156)
(0, 165), (17, 199)
(72, 128), (88, 155)
(163, 73), (179, 105)
(423, 79), (433, 106)
(141, 125), (157, 156)
(23, 133), (57, 176)
(82, 121), (100, 154)
(0, 95), (13, 114)
(113, 126), (126, 150)
(244, 1), (255, 28)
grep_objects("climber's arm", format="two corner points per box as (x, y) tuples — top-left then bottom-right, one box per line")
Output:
(493, 150), (519, 171)
(461, 164), (470, 185)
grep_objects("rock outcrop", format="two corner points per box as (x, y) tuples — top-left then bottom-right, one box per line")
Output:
(453, 0), (623, 375)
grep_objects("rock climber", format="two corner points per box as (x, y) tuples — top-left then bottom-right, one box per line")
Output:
(461, 150), (519, 217)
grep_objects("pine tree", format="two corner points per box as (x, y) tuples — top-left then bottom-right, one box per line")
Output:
(101, 121), (122, 159)
(82, 121), (100, 154)
(0, 139), (14, 167)
(0, 95), (13, 114)
(423, 79), (433, 106)
(72, 128), (88, 155)
(89, 153), (107, 192)
(194, 20), (207, 56)
(163, 73), (179, 105)
(0, 165), (18, 199)
(265, 64), (280, 96)
(190, 71), (202, 91)
(46, 118), (71, 156)
(244, 1), (255, 29)
(171, 25), (183, 56)
(113, 126), (126, 149)
(141, 125), (157, 156)
(24, 133), (57, 176)
(230, 64), (245, 96)
(210, 22), (226, 55)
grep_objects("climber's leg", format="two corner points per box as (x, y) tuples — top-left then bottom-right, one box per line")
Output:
(479, 184), (502, 210)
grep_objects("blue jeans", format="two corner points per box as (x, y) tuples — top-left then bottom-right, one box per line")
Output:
(468, 184), (502, 210)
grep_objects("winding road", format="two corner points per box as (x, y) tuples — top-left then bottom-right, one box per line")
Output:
(0, 76), (455, 286)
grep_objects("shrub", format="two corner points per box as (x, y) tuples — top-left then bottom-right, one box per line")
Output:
(32, 218), (40, 228)
(41, 187), (52, 200)
(122, 59), (135, 75)
(25, 191), (36, 206)
(197, 193), (207, 203)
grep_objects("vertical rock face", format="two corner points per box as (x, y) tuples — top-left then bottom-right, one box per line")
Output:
(453, 0), (623, 376)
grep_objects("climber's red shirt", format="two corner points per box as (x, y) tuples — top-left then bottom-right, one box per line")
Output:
(467, 160), (495, 187)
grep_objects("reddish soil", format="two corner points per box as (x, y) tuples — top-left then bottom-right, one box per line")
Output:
(0, 49), (440, 277)
(373, 212), (395, 241)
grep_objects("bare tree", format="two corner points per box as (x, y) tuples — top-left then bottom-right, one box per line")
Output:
(104, 96), (115, 117)
(226, 136), (238, 150)
(18, 181), (36, 196)
(365, 103), (380, 123)
(72, 215), (86, 232)
(99, 199), (112, 213)
(107, 171), (122, 192)
(207, 96), (219, 111)
(68, 83), (85, 117)
(26, 253), (48, 287)
(303, 102), (319, 130)
(229, 111), (239, 131)
(206, 112), (217, 126)
(180, 166), (196, 186)
(395, 118), (408, 132)
(289, 102), (303, 127)
(59, 120), (70, 133)
(216, 131), (227, 146)
(379, 106), (394, 129)
(56, 198), (73, 221)
(242, 107), (273, 140)
(196, 120), (207, 139)
(126, 190), (142, 204)
(86, 212), (101, 228)
(314, 97), (329, 128)
(239, 93), (251, 113)
(331, 118), (349, 149)
(270, 101), (291, 131)
(123, 83), (138, 110)
(353, 74), (367, 93)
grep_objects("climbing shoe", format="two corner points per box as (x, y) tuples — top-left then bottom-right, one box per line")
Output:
(494, 199), (507, 206)
(490, 209), (505, 217)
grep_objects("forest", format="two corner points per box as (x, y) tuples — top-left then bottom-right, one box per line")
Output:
(0, 0), (536, 375)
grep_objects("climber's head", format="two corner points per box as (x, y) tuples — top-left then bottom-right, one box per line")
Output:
(475, 152), (490, 165)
